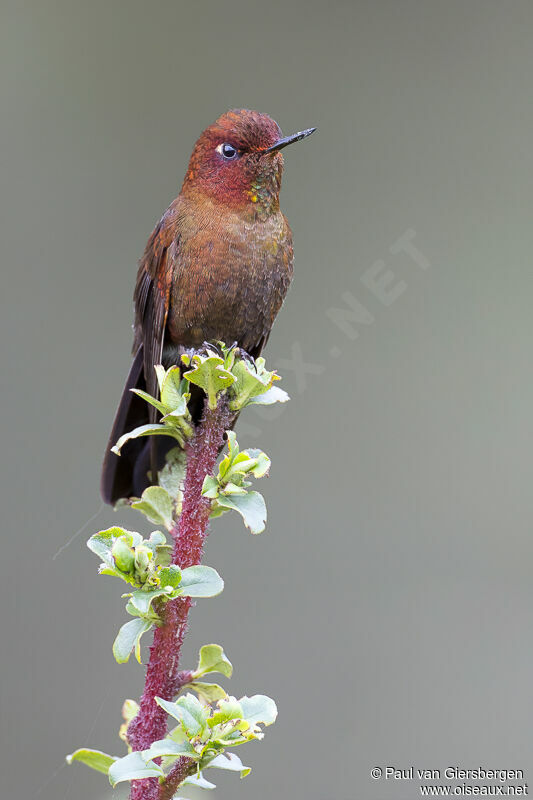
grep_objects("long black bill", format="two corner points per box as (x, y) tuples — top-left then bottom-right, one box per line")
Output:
(263, 127), (317, 154)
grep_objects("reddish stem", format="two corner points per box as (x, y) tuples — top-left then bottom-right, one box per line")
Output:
(127, 400), (231, 800)
(158, 757), (197, 800)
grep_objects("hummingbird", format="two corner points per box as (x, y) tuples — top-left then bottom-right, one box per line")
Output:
(101, 109), (316, 505)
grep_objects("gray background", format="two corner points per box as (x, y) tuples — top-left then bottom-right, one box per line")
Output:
(2, 1), (532, 798)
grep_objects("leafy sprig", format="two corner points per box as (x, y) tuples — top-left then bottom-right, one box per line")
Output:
(67, 643), (276, 793)
(88, 527), (223, 663)
(108, 692), (277, 788)
(67, 344), (288, 799)
(202, 432), (270, 534)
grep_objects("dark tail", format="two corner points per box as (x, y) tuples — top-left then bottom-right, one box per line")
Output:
(101, 344), (241, 506)
(100, 345), (174, 505)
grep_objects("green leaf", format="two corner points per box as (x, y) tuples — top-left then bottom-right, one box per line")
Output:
(222, 481), (248, 495)
(133, 543), (154, 585)
(111, 537), (136, 573)
(148, 530), (166, 544)
(211, 435), (270, 492)
(155, 363), (167, 393)
(128, 588), (172, 615)
(193, 644), (233, 679)
(66, 748), (116, 775)
(88, 529), (147, 587)
(240, 695), (278, 729)
(154, 543), (173, 567)
(124, 600), (161, 623)
(183, 355), (236, 409)
(247, 385), (289, 405)
(141, 738), (197, 761)
(87, 531), (115, 566)
(208, 696), (243, 727)
(243, 449), (271, 478)
(122, 699), (140, 723)
(87, 527), (140, 567)
(186, 681), (228, 703)
(113, 618), (153, 664)
(208, 504), (230, 520)
(131, 486), (173, 529)
(146, 531), (173, 568)
(178, 565), (224, 597)
(108, 751), (164, 787)
(215, 491), (267, 534)
(131, 387), (168, 416)
(206, 752), (250, 778)
(91, 529), (169, 585)
(226, 456), (258, 476)
(218, 430), (239, 480)
(119, 699), (139, 745)
(182, 773), (216, 789)
(156, 694), (208, 737)
(162, 409), (194, 440)
(201, 475), (219, 499)
(124, 564), (221, 615)
(167, 722), (190, 745)
(228, 358), (278, 410)
(159, 447), (187, 496)
(158, 565), (182, 589)
(159, 366), (188, 412)
(112, 423), (183, 455)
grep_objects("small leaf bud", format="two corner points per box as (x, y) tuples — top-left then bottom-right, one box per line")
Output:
(111, 538), (135, 573)
(134, 544), (153, 584)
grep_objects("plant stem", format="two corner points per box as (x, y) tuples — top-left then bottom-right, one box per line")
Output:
(127, 399), (231, 800)
(158, 757), (198, 800)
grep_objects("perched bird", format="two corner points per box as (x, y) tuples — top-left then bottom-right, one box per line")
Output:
(101, 109), (315, 505)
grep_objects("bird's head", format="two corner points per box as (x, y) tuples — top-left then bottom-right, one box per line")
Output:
(182, 109), (315, 216)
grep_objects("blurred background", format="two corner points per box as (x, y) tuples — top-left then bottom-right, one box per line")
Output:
(2, 1), (533, 798)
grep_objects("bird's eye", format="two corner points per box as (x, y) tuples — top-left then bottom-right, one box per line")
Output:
(216, 142), (238, 160)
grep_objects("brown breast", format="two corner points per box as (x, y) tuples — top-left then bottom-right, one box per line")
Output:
(166, 195), (294, 355)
